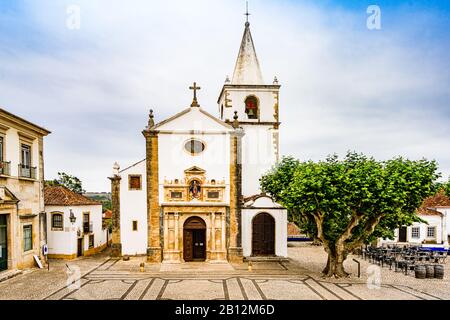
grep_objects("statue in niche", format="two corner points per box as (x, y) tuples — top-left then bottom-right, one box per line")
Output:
(189, 180), (201, 199)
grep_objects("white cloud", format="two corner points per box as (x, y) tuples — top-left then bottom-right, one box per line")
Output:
(1, 0), (449, 191)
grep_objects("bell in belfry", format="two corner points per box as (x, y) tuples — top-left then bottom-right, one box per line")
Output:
(247, 108), (255, 117)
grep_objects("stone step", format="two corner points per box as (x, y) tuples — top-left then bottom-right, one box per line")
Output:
(244, 256), (290, 262)
(0, 269), (23, 283)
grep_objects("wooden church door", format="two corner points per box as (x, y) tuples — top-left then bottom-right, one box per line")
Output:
(252, 213), (275, 256)
(183, 217), (206, 262)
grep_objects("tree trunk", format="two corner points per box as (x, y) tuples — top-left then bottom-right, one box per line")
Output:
(322, 247), (350, 278)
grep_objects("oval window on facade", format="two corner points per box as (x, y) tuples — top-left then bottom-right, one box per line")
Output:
(184, 139), (205, 155)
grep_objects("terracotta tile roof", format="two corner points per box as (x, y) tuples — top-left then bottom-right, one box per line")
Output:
(288, 222), (302, 236)
(44, 185), (101, 206)
(418, 190), (450, 216)
(103, 209), (112, 219)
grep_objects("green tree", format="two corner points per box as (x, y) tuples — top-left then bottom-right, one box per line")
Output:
(261, 152), (439, 278)
(445, 177), (450, 197)
(46, 172), (85, 194)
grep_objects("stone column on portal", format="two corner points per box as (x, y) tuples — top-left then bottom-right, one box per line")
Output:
(164, 213), (169, 251)
(228, 112), (245, 263)
(221, 213), (226, 252)
(109, 162), (122, 257)
(143, 112), (162, 263)
(174, 213), (179, 252)
(211, 212), (216, 252)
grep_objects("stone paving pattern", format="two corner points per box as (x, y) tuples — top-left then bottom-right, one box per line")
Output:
(0, 245), (448, 300)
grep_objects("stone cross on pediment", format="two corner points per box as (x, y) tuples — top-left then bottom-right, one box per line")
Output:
(189, 82), (201, 107)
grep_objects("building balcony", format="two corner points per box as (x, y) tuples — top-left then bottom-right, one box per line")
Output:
(0, 161), (11, 176)
(18, 164), (36, 180)
(83, 222), (93, 234)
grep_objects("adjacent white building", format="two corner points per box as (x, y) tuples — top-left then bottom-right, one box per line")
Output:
(44, 186), (107, 259)
(380, 191), (450, 247)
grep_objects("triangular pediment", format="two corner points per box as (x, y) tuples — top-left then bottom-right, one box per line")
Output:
(243, 193), (284, 209)
(184, 166), (206, 175)
(0, 186), (20, 204)
(154, 107), (234, 132)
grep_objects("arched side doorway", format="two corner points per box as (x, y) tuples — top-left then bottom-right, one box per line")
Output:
(183, 217), (206, 262)
(252, 213), (275, 256)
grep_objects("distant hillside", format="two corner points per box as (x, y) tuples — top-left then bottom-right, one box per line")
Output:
(84, 192), (112, 211)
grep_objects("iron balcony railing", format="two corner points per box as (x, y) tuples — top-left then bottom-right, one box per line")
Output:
(83, 222), (93, 234)
(0, 161), (11, 176)
(18, 164), (37, 179)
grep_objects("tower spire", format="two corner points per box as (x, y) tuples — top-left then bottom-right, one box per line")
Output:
(231, 4), (264, 85)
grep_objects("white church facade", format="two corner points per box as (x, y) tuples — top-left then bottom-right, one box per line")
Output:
(109, 20), (287, 263)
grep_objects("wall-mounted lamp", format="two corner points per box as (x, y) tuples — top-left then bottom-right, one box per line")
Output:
(69, 209), (76, 224)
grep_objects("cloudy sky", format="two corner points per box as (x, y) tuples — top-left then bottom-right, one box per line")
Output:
(1, 0), (449, 192)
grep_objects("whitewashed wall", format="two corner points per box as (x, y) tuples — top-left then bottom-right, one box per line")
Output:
(45, 204), (105, 255)
(119, 160), (148, 255)
(379, 215), (445, 246)
(436, 208), (450, 245)
(241, 124), (277, 197)
(158, 132), (231, 204)
(3, 127), (40, 178)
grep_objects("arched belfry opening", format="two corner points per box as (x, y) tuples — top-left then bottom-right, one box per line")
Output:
(245, 95), (259, 119)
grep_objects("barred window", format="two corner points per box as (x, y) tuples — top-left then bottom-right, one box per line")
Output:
(132, 221), (138, 231)
(427, 226), (436, 238)
(411, 227), (420, 239)
(23, 225), (33, 252)
(52, 213), (63, 229)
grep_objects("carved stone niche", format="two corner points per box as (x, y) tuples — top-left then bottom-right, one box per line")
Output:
(163, 166), (226, 203)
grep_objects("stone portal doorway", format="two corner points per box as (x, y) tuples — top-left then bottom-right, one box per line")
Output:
(252, 213), (275, 256)
(183, 217), (206, 262)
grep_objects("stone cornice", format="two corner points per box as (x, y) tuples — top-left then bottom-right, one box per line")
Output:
(0, 108), (51, 136)
(142, 129), (159, 138)
(217, 84), (281, 103)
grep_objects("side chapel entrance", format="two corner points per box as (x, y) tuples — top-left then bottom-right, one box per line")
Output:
(183, 217), (206, 262)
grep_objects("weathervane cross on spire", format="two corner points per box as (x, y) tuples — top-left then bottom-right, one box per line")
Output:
(189, 82), (201, 107)
(244, 1), (251, 24)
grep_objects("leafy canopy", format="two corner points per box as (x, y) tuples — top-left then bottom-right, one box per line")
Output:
(261, 152), (440, 246)
(46, 172), (85, 194)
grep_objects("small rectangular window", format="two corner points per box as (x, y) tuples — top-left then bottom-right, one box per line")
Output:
(89, 235), (94, 248)
(129, 175), (142, 190)
(171, 191), (182, 199)
(427, 226), (436, 238)
(132, 220), (138, 231)
(52, 213), (63, 229)
(23, 225), (33, 252)
(411, 227), (420, 239)
(207, 191), (220, 199)
(21, 144), (31, 167)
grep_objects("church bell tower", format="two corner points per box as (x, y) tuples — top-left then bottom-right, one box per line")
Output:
(218, 17), (281, 197)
